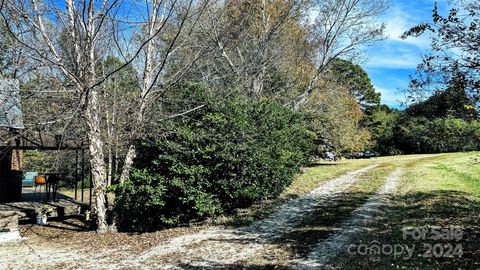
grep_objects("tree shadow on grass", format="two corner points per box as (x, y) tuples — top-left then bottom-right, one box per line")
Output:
(337, 191), (480, 270)
(171, 191), (480, 269)
(273, 191), (375, 259)
(307, 163), (342, 167)
(170, 191), (378, 269)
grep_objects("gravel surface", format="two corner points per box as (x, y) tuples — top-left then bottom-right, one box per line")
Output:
(117, 164), (379, 269)
(295, 167), (405, 269)
(0, 164), (382, 269)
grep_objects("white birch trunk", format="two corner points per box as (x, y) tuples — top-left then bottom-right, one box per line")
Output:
(118, 0), (165, 184)
(84, 0), (109, 232)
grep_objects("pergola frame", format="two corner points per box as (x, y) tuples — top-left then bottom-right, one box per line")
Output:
(1, 128), (93, 206)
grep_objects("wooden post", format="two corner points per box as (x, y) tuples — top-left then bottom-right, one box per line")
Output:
(81, 149), (85, 202)
(74, 150), (78, 200)
(89, 168), (92, 207)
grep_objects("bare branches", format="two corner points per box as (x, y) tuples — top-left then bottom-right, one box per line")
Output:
(0, 0), (388, 230)
(0, 0), (214, 231)
(403, 0), (480, 103)
(292, 0), (389, 108)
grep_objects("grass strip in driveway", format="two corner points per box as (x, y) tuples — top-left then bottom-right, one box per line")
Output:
(335, 152), (480, 270)
(218, 159), (379, 227)
(217, 155), (437, 228)
(248, 161), (400, 267)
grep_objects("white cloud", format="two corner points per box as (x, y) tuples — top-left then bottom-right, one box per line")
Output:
(365, 40), (423, 69)
(375, 86), (406, 108)
(361, 0), (455, 107)
(367, 54), (419, 69)
(382, 6), (431, 49)
(364, 1), (436, 70)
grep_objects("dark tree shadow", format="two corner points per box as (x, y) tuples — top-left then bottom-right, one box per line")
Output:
(336, 191), (480, 270)
(169, 191), (480, 269)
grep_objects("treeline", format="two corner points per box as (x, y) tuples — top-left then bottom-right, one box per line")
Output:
(365, 86), (480, 155)
(113, 0), (480, 230)
(113, 59), (382, 230)
(114, 76), (480, 230)
(1, 0), (391, 231)
(3, 0), (478, 231)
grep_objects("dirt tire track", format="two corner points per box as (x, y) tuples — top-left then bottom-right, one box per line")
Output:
(0, 163), (382, 270)
(117, 164), (380, 269)
(294, 167), (405, 269)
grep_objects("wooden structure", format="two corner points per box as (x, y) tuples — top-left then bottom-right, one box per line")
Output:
(0, 79), (24, 203)
(0, 188), (88, 221)
(0, 149), (23, 203)
(0, 78), (89, 207)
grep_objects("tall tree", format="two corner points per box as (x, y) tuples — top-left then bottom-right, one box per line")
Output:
(183, 0), (388, 105)
(185, 0), (311, 98)
(403, 0), (480, 103)
(327, 58), (380, 110)
(293, 0), (389, 108)
(304, 80), (371, 156)
(0, 0), (211, 231)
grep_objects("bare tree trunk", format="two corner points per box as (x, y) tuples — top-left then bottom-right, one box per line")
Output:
(251, 0), (269, 96)
(107, 145), (112, 187)
(119, 144), (136, 183)
(118, 0), (164, 184)
(252, 65), (266, 95)
(118, 99), (148, 183)
(1, 0), (210, 231)
(85, 0), (109, 232)
(84, 86), (109, 232)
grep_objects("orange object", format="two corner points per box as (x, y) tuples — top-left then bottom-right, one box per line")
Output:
(35, 176), (46, 185)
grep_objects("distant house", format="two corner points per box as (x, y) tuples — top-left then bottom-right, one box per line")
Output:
(0, 79), (24, 203)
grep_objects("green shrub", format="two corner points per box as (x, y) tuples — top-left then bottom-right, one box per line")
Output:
(113, 84), (314, 231)
(395, 115), (480, 154)
(362, 106), (401, 155)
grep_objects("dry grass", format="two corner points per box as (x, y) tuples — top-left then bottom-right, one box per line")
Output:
(7, 152), (479, 269)
(59, 189), (92, 203)
(19, 218), (206, 255)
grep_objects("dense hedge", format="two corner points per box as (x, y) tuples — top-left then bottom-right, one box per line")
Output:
(364, 86), (480, 155)
(113, 85), (314, 231)
(395, 116), (480, 154)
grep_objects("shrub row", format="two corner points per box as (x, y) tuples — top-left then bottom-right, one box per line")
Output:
(113, 84), (314, 231)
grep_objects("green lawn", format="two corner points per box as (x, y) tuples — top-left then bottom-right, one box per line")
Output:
(339, 152), (480, 269)
(223, 152), (480, 268)
(283, 158), (378, 197)
(58, 152), (480, 269)
(218, 154), (436, 227)
(217, 157), (380, 227)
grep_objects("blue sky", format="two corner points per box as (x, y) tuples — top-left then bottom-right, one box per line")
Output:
(362, 0), (450, 108)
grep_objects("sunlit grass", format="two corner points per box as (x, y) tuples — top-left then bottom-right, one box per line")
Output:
(218, 155), (420, 227)
(59, 189), (92, 203)
(283, 159), (377, 198)
(217, 158), (381, 227)
(398, 151), (480, 196)
(338, 152), (480, 269)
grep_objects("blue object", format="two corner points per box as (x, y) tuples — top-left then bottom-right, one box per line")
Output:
(22, 172), (37, 187)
